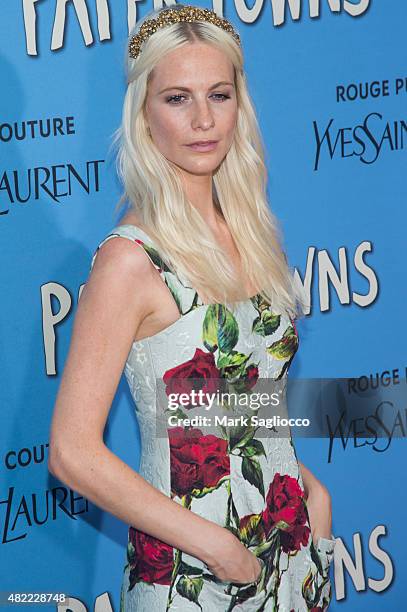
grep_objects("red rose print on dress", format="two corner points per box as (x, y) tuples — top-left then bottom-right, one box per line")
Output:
(245, 363), (259, 389)
(163, 348), (222, 408)
(168, 426), (230, 498)
(262, 472), (310, 553)
(127, 527), (174, 589)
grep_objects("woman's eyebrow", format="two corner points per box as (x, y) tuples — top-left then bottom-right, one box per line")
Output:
(158, 80), (234, 94)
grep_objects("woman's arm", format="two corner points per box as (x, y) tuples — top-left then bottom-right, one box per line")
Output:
(48, 237), (260, 583)
(298, 461), (333, 542)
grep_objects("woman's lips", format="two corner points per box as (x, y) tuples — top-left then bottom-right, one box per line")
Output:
(186, 141), (218, 152)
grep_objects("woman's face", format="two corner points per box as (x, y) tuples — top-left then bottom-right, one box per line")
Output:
(144, 41), (238, 179)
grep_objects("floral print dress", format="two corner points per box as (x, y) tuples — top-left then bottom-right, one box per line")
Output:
(89, 224), (336, 612)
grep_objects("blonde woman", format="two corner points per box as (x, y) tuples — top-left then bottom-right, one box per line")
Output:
(48, 5), (336, 611)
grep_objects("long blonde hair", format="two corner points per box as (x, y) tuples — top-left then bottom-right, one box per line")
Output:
(111, 5), (306, 319)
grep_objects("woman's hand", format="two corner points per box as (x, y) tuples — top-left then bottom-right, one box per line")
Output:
(306, 483), (333, 546)
(204, 531), (263, 585)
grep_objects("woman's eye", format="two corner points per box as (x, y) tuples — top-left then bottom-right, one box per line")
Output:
(212, 93), (231, 101)
(166, 95), (186, 104)
(166, 93), (231, 105)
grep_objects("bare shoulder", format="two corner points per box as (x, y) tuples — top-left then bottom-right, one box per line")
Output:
(83, 234), (157, 323)
(90, 233), (153, 279)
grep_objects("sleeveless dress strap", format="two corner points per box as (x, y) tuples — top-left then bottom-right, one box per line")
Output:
(89, 225), (165, 278)
(89, 223), (199, 316)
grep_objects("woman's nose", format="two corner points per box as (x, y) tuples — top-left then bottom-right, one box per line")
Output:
(191, 100), (215, 130)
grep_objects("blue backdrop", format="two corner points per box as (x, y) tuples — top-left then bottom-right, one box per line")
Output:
(1, 1), (405, 610)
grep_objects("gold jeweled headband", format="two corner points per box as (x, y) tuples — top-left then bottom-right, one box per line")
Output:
(128, 5), (241, 60)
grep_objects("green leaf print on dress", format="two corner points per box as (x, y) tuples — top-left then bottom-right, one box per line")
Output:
(202, 303), (239, 353)
(266, 325), (299, 361)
